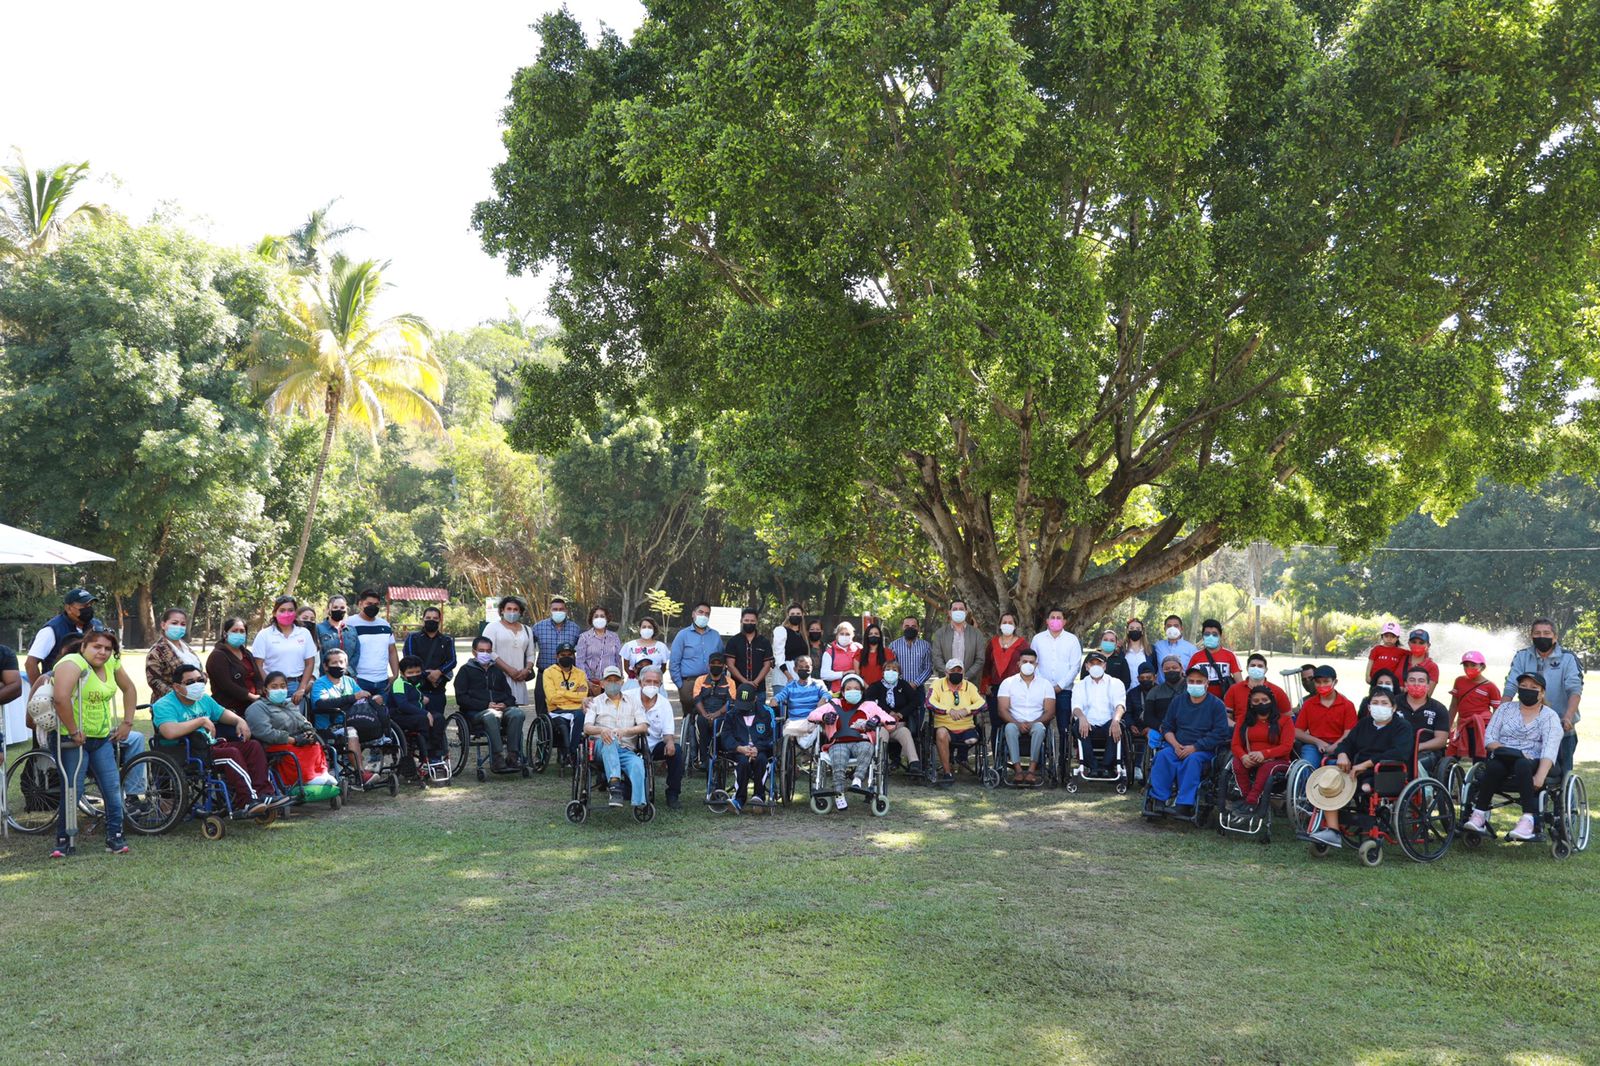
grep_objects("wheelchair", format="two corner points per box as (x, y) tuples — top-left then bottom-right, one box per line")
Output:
(1458, 759), (1590, 860)
(445, 706), (534, 782)
(1214, 755), (1293, 844)
(313, 703), (404, 799)
(810, 724), (891, 816)
(920, 711), (999, 788)
(777, 710), (820, 807)
(1434, 714), (1490, 814)
(1300, 738), (1456, 866)
(983, 716), (1058, 789)
(122, 734), (293, 841)
(705, 710), (777, 815)
(565, 735), (656, 825)
(1060, 721), (1127, 794)
(1138, 748), (1228, 829)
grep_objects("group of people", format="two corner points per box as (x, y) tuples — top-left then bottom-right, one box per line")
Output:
(5, 586), (1585, 856)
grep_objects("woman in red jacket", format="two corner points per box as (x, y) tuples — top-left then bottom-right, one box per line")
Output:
(1231, 685), (1295, 814)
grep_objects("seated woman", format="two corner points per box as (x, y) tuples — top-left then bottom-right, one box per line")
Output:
(1145, 666), (1231, 819)
(310, 649), (388, 783)
(153, 664), (283, 816)
(244, 671), (336, 790)
(1295, 666), (1357, 765)
(1463, 672), (1564, 841)
(808, 673), (895, 810)
(927, 657), (985, 786)
(720, 683), (777, 810)
(1309, 689), (1415, 847)
(1230, 685), (1295, 817)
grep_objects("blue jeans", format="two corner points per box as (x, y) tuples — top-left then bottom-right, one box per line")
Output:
(1299, 743), (1329, 766)
(119, 732), (148, 795)
(1148, 746), (1214, 805)
(56, 736), (124, 844)
(597, 740), (647, 806)
(1558, 731), (1578, 777)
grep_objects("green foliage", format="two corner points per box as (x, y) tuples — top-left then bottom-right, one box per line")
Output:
(0, 152), (106, 260)
(477, 0), (1600, 629)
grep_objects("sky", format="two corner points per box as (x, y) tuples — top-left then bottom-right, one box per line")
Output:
(4, 0), (647, 331)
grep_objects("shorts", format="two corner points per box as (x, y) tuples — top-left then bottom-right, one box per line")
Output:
(346, 707), (390, 743)
(940, 726), (979, 755)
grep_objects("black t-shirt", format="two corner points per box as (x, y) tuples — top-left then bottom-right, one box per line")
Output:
(722, 634), (773, 682)
(0, 644), (17, 675)
(1400, 697), (1449, 738)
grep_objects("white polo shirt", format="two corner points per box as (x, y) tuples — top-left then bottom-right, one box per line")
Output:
(997, 673), (1053, 724)
(1074, 673), (1127, 727)
(250, 625), (318, 679)
(640, 691), (675, 748)
(1030, 630), (1083, 693)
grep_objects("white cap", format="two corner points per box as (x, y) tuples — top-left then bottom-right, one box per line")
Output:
(601, 665), (623, 679)
(944, 657), (964, 671)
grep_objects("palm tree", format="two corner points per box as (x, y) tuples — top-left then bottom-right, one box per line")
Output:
(255, 200), (360, 276)
(0, 152), (106, 260)
(251, 255), (445, 595)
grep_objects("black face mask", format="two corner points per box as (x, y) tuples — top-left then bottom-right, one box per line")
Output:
(796, 669), (811, 679)
(422, 620), (439, 633)
(809, 632), (823, 643)
(361, 604), (380, 619)
(903, 627), (918, 642)
(1139, 677), (1154, 690)
(742, 623), (757, 634)
(1518, 687), (1541, 706)
(330, 609), (347, 622)
(1163, 671), (1181, 685)
(709, 665), (725, 677)
(866, 635), (881, 645)
(77, 606), (94, 625)
(788, 615), (803, 626)
(947, 672), (963, 686)
(405, 675), (422, 687)
(1532, 636), (1556, 653)
(1128, 629), (1143, 641)
(558, 656), (575, 668)
(1250, 703), (1272, 715)
(327, 666), (345, 678)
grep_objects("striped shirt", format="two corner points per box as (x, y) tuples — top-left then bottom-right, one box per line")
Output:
(889, 636), (933, 688)
(532, 617), (581, 671)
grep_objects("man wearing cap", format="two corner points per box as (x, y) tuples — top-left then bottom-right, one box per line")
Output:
(1295, 666), (1357, 765)
(1366, 623), (1409, 685)
(997, 648), (1056, 783)
(25, 588), (108, 684)
(542, 641), (589, 763)
(1070, 649), (1125, 778)
(583, 665), (651, 811)
(927, 656), (986, 786)
(1142, 665), (1230, 819)
(1506, 618), (1583, 775)
(1404, 629), (1440, 696)
(1308, 687), (1415, 847)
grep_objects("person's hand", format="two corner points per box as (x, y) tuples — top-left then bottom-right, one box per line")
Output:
(1110, 721), (1122, 741)
(1336, 753), (1350, 772)
(1563, 714), (1576, 735)
(237, 720), (253, 742)
(426, 670), (442, 684)
(70, 728), (86, 746)
(1076, 717), (1090, 739)
(1318, 740), (1331, 754)
(1534, 769), (1548, 790)
(114, 721), (132, 744)
(664, 740), (677, 758)
(821, 710), (838, 726)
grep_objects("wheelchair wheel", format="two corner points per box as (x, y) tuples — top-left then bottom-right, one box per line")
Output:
(201, 814), (226, 841)
(445, 714), (469, 778)
(530, 714), (553, 773)
(871, 795), (890, 817)
(981, 765), (1001, 789)
(707, 787), (732, 815)
(779, 737), (798, 805)
(120, 752), (186, 835)
(565, 800), (587, 824)
(329, 792), (342, 811)
(809, 793), (830, 814)
(1394, 776), (1456, 863)
(1358, 839), (1383, 867)
(4, 747), (62, 834)
(1286, 760), (1315, 835)
(634, 802), (656, 824)
(1437, 756), (1467, 808)
(1566, 774), (1590, 852)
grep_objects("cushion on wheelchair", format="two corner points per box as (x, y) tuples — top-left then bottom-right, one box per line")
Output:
(783, 719), (815, 738)
(1372, 768), (1408, 796)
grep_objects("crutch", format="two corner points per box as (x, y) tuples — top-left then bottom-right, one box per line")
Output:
(56, 730), (79, 854)
(1, 717), (9, 840)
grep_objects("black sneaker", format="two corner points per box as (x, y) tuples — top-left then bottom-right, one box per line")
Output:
(907, 761), (923, 777)
(1174, 803), (1196, 818)
(607, 782), (626, 808)
(105, 836), (130, 855)
(937, 772), (955, 787)
(666, 795), (682, 810)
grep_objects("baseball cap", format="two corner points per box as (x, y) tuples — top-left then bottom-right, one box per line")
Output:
(1461, 650), (1486, 666)
(601, 665), (623, 679)
(65, 588), (95, 606)
(556, 641), (575, 653)
(1312, 665), (1338, 680)
(1408, 628), (1430, 644)
(1381, 622), (1403, 637)
(1085, 650), (1107, 664)
(944, 657), (963, 671)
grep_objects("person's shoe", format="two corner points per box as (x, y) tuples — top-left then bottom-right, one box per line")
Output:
(666, 795), (683, 810)
(1174, 803), (1196, 819)
(937, 772), (955, 787)
(607, 780), (626, 808)
(834, 795), (848, 811)
(105, 836), (130, 855)
(1159, 799), (1177, 815)
(360, 771), (377, 787)
(125, 795), (153, 818)
(634, 804), (650, 817)
(907, 761), (922, 777)
(850, 776), (865, 793)
(491, 752), (507, 773)
(1465, 808), (1489, 833)
(1508, 814), (1537, 841)
(50, 843), (70, 859)
(1310, 828), (1343, 847)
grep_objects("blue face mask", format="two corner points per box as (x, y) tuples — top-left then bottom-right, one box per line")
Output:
(267, 689), (289, 705)
(1186, 683), (1207, 698)
(1099, 640), (1116, 654)
(166, 625), (187, 641)
(1247, 666), (1266, 681)
(1202, 634), (1220, 650)
(226, 631), (247, 648)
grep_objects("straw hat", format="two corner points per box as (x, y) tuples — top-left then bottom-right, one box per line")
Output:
(1305, 765), (1357, 811)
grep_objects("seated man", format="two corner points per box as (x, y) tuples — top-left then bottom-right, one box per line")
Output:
(720, 683), (777, 810)
(453, 635), (527, 772)
(775, 655), (831, 724)
(1144, 666), (1231, 819)
(927, 657), (986, 786)
(1397, 664), (1449, 776)
(1070, 649), (1123, 778)
(542, 641), (589, 763)
(636, 664), (684, 809)
(583, 666), (650, 812)
(311, 649), (391, 782)
(389, 654), (448, 772)
(997, 649), (1056, 782)
(1295, 665), (1357, 765)
(153, 665), (283, 816)
(690, 651), (738, 760)
(1309, 689), (1416, 847)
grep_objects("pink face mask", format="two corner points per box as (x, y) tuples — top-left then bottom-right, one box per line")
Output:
(276, 610), (296, 625)
(1047, 618), (1064, 633)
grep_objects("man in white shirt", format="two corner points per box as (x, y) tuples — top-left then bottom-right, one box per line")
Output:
(351, 589), (399, 691)
(997, 649), (1056, 784)
(1072, 649), (1128, 777)
(1031, 606), (1083, 750)
(637, 665), (683, 809)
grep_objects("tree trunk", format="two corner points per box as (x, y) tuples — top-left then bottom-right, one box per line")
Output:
(128, 584), (156, 648)
(286, 400), (340, 598)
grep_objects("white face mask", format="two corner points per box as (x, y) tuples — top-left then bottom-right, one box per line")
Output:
(1019, 662), (1036, 676)
(1166, 626), (1181, 641)
(837, 634), (853, 645)
(882, 671), (899, 685)
(184, 681), (207, 701)
(639, 627), (655, 640)
(641, 684), (660, 699)
(1370, 704), (1395, 725)
(999, 623), (1015, 636)
(549, 610), (565, 624)
(592, 617), (607, 630)
(1088, 665), (1105, 679)
(693, 615), (709, 628)
(950, 610), (967, 624)
(1247, 666), (1266, 681)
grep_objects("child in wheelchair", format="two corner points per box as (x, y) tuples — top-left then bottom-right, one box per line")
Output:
(390, 655), (450, 783)
(808, 673), (894, 811)
(244, 671), (338, 795)
(311, 650), (392, 786)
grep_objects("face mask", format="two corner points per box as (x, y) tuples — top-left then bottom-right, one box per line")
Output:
(837, 635), (852, 646)
(475, 652), (495, 665)
(1019, 662), (1036, 677)
(1370, 704), (1394, 724)
(1099, 640), (1116, 654)
(948, 672), (964, 686)
(1127, 629), (1143, 641)
(1047, 618), (1064, 633)
(796, 668), (811, 679)
(903, 627), (918, 642)
(267, 689), (289, 705)
(594, 617), (609, 630)
(549, 610), (566, 624)
(423, 620), (439, 633)
(1250, 703), (1271, 715)
(1462, 664), (1481, 676)
(742, 623), (756, 634)
(330, 608), (347, 622)
(184, 681), (207, 701)
(1000, 623), (1016, 636)
(1186, 683), (1206, 699)
(1315, 681), (1335, 695)
(1247, 666), (1266, 681)
(709, 665), (724, 676)
(404, 674), (422, 687)
(1166, 626), (1181, 641)
(1089, 665), (1106, 679)
(1139, 677), (1154, 689)
(165, 624), (187, 641)
(883, 670), (900, 685)
(843, 689), (863, 705)
(603, 682), (621, 696)
(950, 610), (966, 624)
(558, 655), (575, 668)
(1532, 636), (1556, 653)
(327, 666), (345, 678)
(864, 635), (881, 646)
(361, 604), (380, 619)
(1202, 634), (1220, 650)
(1405, 682), (1427, 697)
(276, 610), (297, 625)
(1518, 688), (1541, 707)
(810, 632), (823, 643)
(77, 606), (95, 624)
(1163, 671), (1181, 685)
(788, 614), (803, 626)
(694, 615), (709, 629)
(1377, 682), (1393, 692)
(227, 632), (247, 648)
(642, 684), (660, 699)
(503, 610), (521, 623)
(640, 627), (655, 640)
(1409, 644), (1426, 655)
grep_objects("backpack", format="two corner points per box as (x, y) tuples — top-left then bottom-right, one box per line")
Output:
(26, 669), (83, 734)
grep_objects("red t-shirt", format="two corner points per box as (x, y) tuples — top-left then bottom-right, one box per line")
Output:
(1367, 643), (1409, 682)
(1405, 656), (1441, 688)
(1232, 712), (1296, 762)
(1187, 648), (1241, 697)
(1297, 693), (1358, 744)
(1225, 680), (1291, 722)
(1450, 674), (1500, 722)
(985, 637), (1027, 690)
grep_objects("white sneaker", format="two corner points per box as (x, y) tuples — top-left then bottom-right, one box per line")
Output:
(851, 776), (864, 792)
(834, 795), (848, 811)
(1311, 828), (1343, 848)
(1465, 809), (1488, 833)
(1508, 814), (1537, 841)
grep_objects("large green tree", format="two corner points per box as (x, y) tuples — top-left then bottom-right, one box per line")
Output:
(477, 0), (1600, 627)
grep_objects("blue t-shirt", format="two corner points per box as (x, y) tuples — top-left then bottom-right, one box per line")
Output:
(152, 691), (227, 742)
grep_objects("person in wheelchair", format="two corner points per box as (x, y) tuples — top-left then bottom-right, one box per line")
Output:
(311, 649), (392, 783)
(719, 683), (776, 810)
(1143, 666), (1230, 820)
(1069, 649), (1123, 780)
(453, 635), (526, 772)
(998, 648), (1055, 783)
(1229, 685), (1295, 819)
(153, 665), (283, 816)
(1308, 689), (1415, 848)
(543, 641), (590, 764)
(389, 655), (449, 778)
(865, 662), (925, 776)
(775, 656), (831, 722)
(928, 657), (985, 786)
(1463, 673), (1564, 841)
(636, 664), (684, 809)
(689, 652), (738, 764)
(583, 666), (651, 812)
(1397, 664), (1449, 776)
(244, 671), (337, 790)
(809, 674), (894, 810)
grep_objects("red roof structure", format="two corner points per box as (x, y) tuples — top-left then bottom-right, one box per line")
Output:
(386, 586), (448, 603)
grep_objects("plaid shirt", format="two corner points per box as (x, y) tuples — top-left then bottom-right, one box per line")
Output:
(889, 636), (933, 688)
(532, 617), (581, 671)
